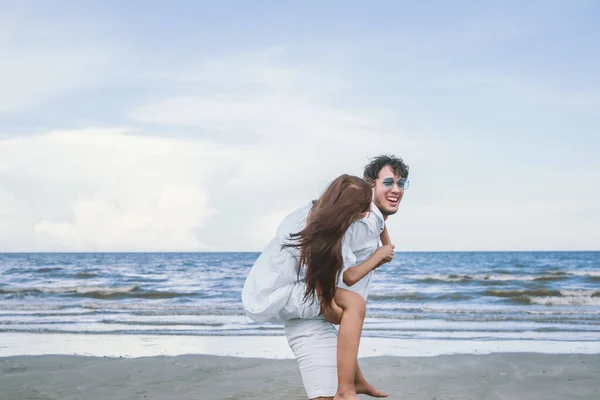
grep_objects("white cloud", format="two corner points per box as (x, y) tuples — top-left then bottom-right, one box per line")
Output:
(34, 187), (214, 251)
(0, 128), (230, 251)
(250, 207), (298, 243)
(0, 186), (18, 217)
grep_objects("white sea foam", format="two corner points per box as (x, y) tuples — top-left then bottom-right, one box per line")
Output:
(565, 270), (600, 277)
(404, 274), (558, 282)
(529, 296), (600, 306)
(1, 333), (600, 358)
(40, 285), (139, 295)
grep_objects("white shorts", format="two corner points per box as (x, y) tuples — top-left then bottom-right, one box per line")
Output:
(284, 316), (338, 399)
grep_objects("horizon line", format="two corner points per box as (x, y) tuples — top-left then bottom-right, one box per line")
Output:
(1, 250), (599, 254)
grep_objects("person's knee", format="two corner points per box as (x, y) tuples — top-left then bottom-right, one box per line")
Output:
(346, 295), (366, 320)
(355, 298), (366, 320)
(335, 289), (366, 320)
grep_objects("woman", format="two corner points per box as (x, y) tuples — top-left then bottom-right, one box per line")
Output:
(282, 174), (393, 400)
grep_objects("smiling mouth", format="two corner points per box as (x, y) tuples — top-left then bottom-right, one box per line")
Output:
(386, 197), (399, 205)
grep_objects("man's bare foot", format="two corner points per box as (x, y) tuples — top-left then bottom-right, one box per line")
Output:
(355, 379), (389, 398)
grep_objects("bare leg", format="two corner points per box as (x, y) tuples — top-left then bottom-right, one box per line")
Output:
(332, 288), (366, 400)
(322, 297), (388, 398)
(354, 363), (389, 398)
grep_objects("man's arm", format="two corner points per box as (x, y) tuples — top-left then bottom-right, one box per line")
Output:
(380, 224), (391, 246)
(374, 224), (394, 268)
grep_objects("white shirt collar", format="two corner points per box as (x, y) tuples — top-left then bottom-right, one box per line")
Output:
(371, 202), (385, 226)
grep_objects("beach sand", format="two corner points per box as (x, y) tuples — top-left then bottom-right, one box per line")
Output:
(2, 353), (599, 400)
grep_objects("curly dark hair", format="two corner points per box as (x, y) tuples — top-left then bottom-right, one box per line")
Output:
(363, 154), (409, 183)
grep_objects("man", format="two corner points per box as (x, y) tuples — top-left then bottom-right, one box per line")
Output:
(242, 154), (409, 399)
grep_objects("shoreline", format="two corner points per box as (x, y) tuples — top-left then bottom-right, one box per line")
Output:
(1, 332), (599, 358)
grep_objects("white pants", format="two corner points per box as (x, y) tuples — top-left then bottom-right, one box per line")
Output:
(284, 315), (338, 399)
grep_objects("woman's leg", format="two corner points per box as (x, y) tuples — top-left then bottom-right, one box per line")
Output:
(332, 288), (366, 400)
(354, 363), (389, 397)
(322, 295), (388, 398)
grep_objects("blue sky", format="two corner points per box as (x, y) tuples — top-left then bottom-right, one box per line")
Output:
(0, 1), (598, 251)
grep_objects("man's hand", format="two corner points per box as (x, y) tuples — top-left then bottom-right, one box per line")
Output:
(374, 244), (395, 268)
(321, 299), (343, 325)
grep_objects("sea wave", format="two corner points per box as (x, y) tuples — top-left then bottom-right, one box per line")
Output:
(0, 285), (196, 299)
(81, 302), (245, 315)
(99, 319), (225, 327)
(0, 303), (66, 311)
(543, 270), (600, 279)
(74, 272), (98, 279)
(369, 292), (472, 301)
(34, 267), (63, 273)
(484, 289), (561, 298)
(485, 289), (599, 298)
(404, 274), (567, 282)
(529, 297), (600, 306)
(563, 270), (600, 278)
(484, 288), (600, 306)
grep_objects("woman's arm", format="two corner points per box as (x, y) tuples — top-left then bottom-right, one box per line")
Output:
(342, 224), (395, 286)
(342, 244), (394, 286)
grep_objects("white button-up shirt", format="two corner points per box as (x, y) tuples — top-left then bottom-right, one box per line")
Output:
(241, 201), (385, 324)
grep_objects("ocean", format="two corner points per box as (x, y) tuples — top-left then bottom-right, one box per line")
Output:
(1, 252), (599, 342)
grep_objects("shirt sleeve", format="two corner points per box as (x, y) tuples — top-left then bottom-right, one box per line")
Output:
(242, 245), (322, 323)
(241, 240), (293, 323)
(241, 203), (319, 323)
(337, 239), (357, 287)
(342, 243), (357, 271)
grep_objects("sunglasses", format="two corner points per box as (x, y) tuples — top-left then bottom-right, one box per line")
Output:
(381, 177), (410, 190)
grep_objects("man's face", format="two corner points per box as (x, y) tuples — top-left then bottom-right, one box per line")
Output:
(372, 165), (406, 218)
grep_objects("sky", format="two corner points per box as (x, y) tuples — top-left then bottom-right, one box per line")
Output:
(0, 0), (599, 252)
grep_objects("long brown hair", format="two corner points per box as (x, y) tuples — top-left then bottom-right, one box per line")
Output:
(283, 174), (372, 307)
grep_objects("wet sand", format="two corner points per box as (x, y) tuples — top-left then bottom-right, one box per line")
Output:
(2, 353), (599, 400)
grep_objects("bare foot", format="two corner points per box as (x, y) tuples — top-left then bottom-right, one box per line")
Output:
(355, 379), (389, 398)
(333, 390), (359, 400)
